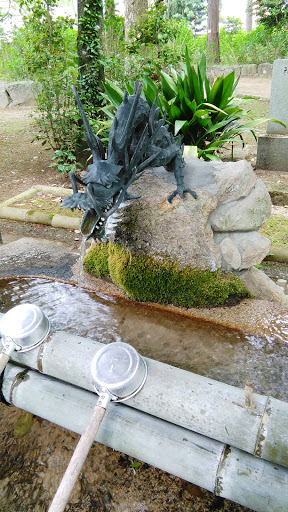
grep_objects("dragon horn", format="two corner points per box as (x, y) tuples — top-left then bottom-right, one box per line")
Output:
(115, 83), (143, 150)
(72, 86), (103, 161)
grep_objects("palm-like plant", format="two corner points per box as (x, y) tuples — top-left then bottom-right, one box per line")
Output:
(103, 50), (283, 160)
(142, 50), (258, 160)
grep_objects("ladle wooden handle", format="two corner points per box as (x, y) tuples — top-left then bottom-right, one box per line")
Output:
(0, 353), (10, 375)
(48, 404), (106, 512)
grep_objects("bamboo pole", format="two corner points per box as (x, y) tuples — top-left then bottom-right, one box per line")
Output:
(10, 330), (288, 469)
(48, 404), (106, 512)
(3, 363), (288, 512)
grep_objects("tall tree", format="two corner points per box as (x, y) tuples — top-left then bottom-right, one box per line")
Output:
(77, 0), (104, 109)
(246, 0), (253, 31)
(207, 0), (219, 63)
(123, 0), (148, 38)
(168, 0), (208, 34)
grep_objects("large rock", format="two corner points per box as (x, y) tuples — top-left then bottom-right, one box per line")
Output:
(6, 81), (38, 107)
(0, 82), (9, 108)
(112, 173), (221, 271)
(105, 161), (271, 276)
(209, 179), (271, 232)
(154, 158), (257, 205)
(210, 160), (257, 204)
(240, 267), (288, 306)
(214, 231), (271, 271)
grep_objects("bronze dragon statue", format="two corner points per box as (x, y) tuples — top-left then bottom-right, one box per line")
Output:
(62, 81), (197, 239)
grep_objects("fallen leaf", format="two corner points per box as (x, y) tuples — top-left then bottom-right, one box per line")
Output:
(182, 483), (205, 498)
(12, 412), (33, 438)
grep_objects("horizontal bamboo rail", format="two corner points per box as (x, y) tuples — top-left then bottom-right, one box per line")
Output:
(9, 329), (288, 469)
(3, 363), (288, 512)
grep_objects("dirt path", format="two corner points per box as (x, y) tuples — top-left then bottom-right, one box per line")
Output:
(236, 76), (272, 100)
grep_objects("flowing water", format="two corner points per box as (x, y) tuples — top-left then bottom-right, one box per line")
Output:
(77, 236), (88, 288)
(1, 276), (288, 401)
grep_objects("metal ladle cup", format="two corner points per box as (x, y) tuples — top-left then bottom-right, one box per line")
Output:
(0, 304), (50, 375)
(48, 342), (147, 512)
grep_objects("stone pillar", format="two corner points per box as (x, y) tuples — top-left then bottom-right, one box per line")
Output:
(256, 59), (288, 171)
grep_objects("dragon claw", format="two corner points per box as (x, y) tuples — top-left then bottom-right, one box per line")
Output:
(167, 187), (197, 203)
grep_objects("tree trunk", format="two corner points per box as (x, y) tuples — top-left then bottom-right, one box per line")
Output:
(77, 0), (104, 110)
(246, 0), (253, 32)
(124, 0), (148, 39)
(207, 0), (220, 63)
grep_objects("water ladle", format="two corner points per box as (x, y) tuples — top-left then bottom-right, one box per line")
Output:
(48, 341), (147, 512)
(0, 303), (50, 375)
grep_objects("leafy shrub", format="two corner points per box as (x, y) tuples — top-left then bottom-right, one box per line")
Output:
(104, 50), (264, 160)
(103, 3), (183, 86)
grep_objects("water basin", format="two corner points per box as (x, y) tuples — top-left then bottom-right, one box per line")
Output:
(1, 276), (288, 402)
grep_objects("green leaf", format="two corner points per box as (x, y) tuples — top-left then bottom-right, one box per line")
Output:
(207, 76), (224, 105)
(219, 72), (235, 109)
(103, 80), (123, 108)
(12, 413), (33, 438)
(175, 120), (187, 135)
(143, 76), (158, 106)
(169, 103), (181, 122)
(205, 153), (222, 161)
(161, 71), (178, 101)
(201, 103), (228, 115)
(191, 66), (203, 105)
(185, 46), (194, 99)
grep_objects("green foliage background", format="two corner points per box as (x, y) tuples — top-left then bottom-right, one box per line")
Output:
(1, 1), (288, 172)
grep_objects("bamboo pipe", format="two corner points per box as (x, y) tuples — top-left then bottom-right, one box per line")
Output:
(3, 363), (288, 512)
(10, 329), (288, 469)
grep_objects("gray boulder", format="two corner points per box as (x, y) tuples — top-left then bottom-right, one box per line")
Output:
(6, 81), (38, 107)
(106, 159), (271, 278)
(214, 231), (271, 271)
(113, 173), (221, 271)
(211, 159), (257, 204)
(209, 179), (271, 232)
(0, 82), (9, 108)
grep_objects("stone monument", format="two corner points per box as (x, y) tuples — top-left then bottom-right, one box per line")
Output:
(256, 59), (288, 171)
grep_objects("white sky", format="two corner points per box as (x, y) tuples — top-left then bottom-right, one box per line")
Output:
(116, 0), (252, 25)
(221, 0), (249, 23)
(0, 0), (252, 34)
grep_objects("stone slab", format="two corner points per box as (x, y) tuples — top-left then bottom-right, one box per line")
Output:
(256, 135), (288, 172)
(0, 237), (78, 280)
(267, 59), (288, 135)
(258, 63), (273, 76)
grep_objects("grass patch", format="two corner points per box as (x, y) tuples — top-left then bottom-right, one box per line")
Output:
(12, 192), (82, 218)
(260, 216), (288, 247)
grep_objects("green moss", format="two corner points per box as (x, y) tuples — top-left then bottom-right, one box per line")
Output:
(83, 240), (110, 277)
(260, 216), (288, 247)
(83, 242), (249, 308)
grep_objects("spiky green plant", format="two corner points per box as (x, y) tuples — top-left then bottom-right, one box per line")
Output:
(103, 50), (284, 160)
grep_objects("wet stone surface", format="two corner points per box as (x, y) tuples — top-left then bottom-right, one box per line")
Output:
(0, 237), (78, 280)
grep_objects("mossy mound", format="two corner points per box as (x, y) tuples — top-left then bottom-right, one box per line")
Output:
(83, 241), (249, 308)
